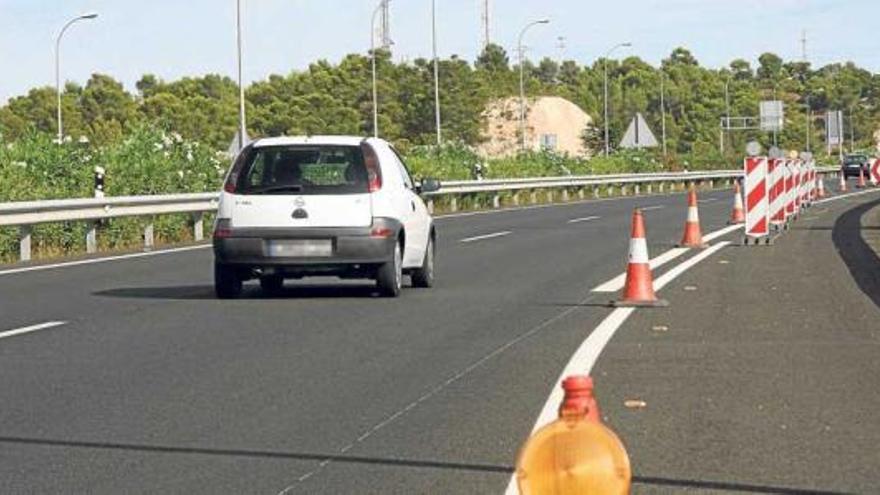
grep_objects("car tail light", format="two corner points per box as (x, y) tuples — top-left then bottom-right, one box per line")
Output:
(213, 218), (233, 239)
(370, 218), (395, 239)
(370, 227), (394, 238)
(223, 173), (238, 194)
(362, 142), (383, 192)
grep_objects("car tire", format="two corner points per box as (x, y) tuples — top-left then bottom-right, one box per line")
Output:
(215, 262), (243, 299)
(260, 275), (284, 295)
(376, 241), (402, 297)
(411, 236), (435, 288)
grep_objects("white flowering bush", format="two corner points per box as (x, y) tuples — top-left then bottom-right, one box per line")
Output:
(0, 127), (226, 261)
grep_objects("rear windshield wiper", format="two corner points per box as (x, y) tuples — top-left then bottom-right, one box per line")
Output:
(247, 185), (305, 194)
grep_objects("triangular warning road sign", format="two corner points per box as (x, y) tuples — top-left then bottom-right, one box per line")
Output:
(619, 113), (658, 149)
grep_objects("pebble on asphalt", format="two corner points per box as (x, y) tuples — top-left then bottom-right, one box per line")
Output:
(684, 285), (698, 291)
(651, 325), (669, 332)
(624, 400), (648, 409)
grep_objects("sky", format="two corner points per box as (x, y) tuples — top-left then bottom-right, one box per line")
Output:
(1, 0), (879, 104)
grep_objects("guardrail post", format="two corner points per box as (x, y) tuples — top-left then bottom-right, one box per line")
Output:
(634, 184), (641, 195)
(593, 186), (599, 198)
(19, 225), (32, 262)
(561, 189), (569, 202)
(547, 190), (554, 203)
(144, 221), (154, 251)
(578, 187), (585, 200)
(192, 213), (205, 242)
(621, 184), (628, 196)
(709, 179), (714, 189)
(449, 196), (458, 212)
(607, 185), (614, 197)
(492, 194), (501, 209)
(86, 223), (98, 254)
(646, 183), (653, 194)
(426, 199), (435, 215)
(659, 182), (665, 193)
(512, 193), (520, 206)
(530, 191), (538, 204)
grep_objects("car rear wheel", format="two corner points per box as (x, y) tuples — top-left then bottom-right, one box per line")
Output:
(260, 275), (284, 295)
(376, 242), (402, 297)
(215, 262), (243, 299)
(411, 236), (435, 288)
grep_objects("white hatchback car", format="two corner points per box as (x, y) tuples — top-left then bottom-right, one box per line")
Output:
(213, 136), (439, 298)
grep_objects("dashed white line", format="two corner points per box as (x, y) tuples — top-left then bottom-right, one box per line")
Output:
(640, 205), (666, 211)
(0, 321), (67, 341)
(460, 231), (512, 243)
(0, 245), (212, 277)
(703, 223), (744, 242)
(567, 215), (601, 224)
(698, 198), (718, 203)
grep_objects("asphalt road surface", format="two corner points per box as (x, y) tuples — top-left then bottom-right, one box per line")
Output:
(1, 181), (877, 494)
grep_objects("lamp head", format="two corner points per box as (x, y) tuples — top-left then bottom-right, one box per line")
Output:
(80, 13), (98, 20)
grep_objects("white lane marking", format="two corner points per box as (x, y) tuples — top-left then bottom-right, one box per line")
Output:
(504, 240), (732, 495)
(703, 223), (744, 242)
(567, 216), (601, 224)
(0, 245), (212, 278)
(815, 187), (880, 205)
(279, 293), (601, 494)
(0, 321), (67, 341)
(592, 248), (689, 293)
(698, 198), (718, 203)
(460, 231), (511, 243)
(654, 241), (730, 289)
(640, 205), (665, 211)
(592, 224), (741, 293)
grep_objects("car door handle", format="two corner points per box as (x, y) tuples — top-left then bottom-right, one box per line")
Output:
(411, 201), (416, 212)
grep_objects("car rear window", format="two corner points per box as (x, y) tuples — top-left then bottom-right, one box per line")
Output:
(235, 145), (369, 195)
(844, 155), (867, 165)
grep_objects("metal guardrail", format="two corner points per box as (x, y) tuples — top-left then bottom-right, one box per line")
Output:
(0, 168), (840, 262)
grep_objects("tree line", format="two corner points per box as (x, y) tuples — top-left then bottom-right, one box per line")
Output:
(1, 45), (877, 160)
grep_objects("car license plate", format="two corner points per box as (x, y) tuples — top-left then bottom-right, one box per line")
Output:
(267, 239), (332, 257)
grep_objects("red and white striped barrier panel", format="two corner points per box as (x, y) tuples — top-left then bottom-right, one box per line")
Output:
(744, 156), (769, 238)
(768, 158), (786, 226)
(871, 158), (880, 187)
(785, 159), (797, 218)
(794, 160), (804, 212)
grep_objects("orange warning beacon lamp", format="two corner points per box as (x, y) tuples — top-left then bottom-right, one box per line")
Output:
(515, 376), (632, 495)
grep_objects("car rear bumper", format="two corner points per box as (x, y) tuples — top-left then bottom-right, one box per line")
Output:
(213, 220), (400, 269)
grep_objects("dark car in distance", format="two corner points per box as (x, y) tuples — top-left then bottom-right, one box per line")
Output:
(842, 154), (870, 178)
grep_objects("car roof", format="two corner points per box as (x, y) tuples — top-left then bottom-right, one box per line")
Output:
(252, 136), (373, 148)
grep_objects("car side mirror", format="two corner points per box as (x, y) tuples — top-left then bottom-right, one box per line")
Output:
(417, 178), (441, 194)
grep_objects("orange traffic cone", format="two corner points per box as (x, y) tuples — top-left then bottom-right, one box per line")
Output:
(728, 181), (746, 225)
(858, 168), (867, 188)
(614, 209), (668, 307)
(817, 175), (827, 199)
(515, 376), (631, 495)
(679, 186), (707, 248)
(839, 172), (847, 192)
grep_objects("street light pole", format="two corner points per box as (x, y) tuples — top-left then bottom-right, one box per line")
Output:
(517, 19), (550, 152)
(723, 76), (731, 154)
(660, 71), (667, 158)
(236, 0), (247, 151)
(371, 2), (384, 138)
(432, 0), (442, 145)
(55, 12), (98, 144)
(603, 42), (631, 156)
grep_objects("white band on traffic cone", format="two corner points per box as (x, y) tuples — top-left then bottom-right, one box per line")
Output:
(629, 237), (649, 264)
